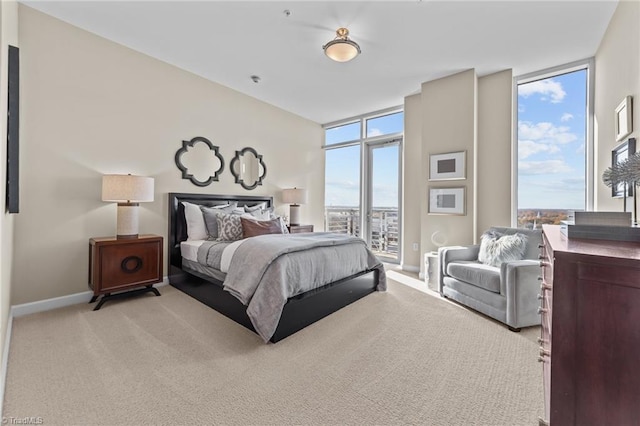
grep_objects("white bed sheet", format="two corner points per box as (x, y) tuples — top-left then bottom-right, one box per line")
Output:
(180, 240), (204, 262)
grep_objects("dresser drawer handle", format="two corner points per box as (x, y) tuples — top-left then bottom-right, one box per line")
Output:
(537, 276), (543, 281)
(537, 294), (543, 300)
(538, 254), (546, 260)
(537, 337), (546, 344)
(537, 307), (548, 315)
(537, 356), (547, 363)
(537, 244), (544, 249)
(539, 261), (549, 267)
(540, 283), (552, 291)
(121, 256), (143, 273)
(539, 347), (551, 357)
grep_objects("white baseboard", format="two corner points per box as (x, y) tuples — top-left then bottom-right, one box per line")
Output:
(0, 312), (13, 417)
(11, 277), (169, 318)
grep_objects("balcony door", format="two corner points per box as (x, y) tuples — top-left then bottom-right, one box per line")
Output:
(365, 140), (401, 262)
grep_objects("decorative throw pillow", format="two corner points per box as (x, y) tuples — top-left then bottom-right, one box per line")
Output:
(181, 201), (208, 241)
(216, 213), (243, 241)
(244, 206), (275, 221)
(244, 202), (268, 213)
(241, 217), (285, 238)
(200, 202), (238, 240)
(478, 231), (528, 268)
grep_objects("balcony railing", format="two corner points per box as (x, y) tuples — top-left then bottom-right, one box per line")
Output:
(324, 207), (399, 261)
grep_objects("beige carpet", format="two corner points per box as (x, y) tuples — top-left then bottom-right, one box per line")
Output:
(3, 276), (543, 425)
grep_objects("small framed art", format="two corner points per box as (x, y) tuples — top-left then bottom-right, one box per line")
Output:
(615, 96), (633, 142)
(429, 187), (465, 215)
(429, 151), (466, 181)
(611, 138), (636, 198)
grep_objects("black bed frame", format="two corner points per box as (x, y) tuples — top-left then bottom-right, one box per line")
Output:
(168, 192), (379, 343)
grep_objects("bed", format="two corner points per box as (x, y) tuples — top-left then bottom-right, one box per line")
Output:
(168, 192), (385, 343)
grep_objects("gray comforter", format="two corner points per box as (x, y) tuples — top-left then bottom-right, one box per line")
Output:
(199, 232), (385, 342)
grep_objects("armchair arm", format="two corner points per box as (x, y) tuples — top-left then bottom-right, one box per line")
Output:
(438, 245), (480, 294)
(501, 259), (542, 327)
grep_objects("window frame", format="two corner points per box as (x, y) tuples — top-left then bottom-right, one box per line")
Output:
(511, 58), (595, 227)
(323, 106), (404, 263)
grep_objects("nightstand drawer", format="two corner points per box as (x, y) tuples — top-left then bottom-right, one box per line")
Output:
(89, 235), (163, 295)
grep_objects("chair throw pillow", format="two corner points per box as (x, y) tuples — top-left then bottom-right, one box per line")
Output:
(478, 231), (528, 268)
(216, 213), (243, 241)
(241, 216), (285, 238)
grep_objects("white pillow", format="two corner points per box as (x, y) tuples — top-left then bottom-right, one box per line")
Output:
(181, 201), (208, 241)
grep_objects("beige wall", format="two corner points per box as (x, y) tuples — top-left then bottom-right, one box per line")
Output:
(401, 94), (422, 271)
(420, 70), (478, 262)
(477, 70), (513, 236)
(0, 0), (18, 364)
(13, 6), (323, 305)
(594, 0), (640, 212)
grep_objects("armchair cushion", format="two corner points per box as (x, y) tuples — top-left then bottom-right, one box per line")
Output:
(447, 261), (501, 293)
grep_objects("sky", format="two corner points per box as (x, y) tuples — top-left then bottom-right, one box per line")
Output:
(324, 69), (588, 212)
(517, 69), (587, 210)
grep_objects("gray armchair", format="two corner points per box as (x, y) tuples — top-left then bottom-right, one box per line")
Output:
(438, 227), (542, 331)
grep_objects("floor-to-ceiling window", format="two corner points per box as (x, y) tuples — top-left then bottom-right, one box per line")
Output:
(514, 60), (593, 228)
(324, 108), (403, 262)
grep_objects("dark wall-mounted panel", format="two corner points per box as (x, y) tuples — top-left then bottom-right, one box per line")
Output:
(6, 45), (19, 213)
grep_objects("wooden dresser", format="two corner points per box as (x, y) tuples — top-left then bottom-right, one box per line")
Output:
(540, 225), (640, 425)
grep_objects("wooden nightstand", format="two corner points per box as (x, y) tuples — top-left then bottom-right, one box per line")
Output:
(89, 235), (163, 310)
(287, 224), (314, 234)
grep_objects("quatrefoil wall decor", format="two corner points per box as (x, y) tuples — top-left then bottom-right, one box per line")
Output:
(174, 136), (225, 187)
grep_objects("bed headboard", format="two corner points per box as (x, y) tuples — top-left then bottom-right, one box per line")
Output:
(168, 193), (273, 270)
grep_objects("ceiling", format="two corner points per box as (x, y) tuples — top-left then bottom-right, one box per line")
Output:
(22, 1), (618, 124)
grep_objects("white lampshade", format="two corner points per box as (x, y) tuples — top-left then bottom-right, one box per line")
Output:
(102, 174), (154, 203)
(282, 188), (308, 205)
(102, 174), (154, 238)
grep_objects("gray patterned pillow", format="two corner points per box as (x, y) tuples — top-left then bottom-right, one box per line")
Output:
(200, 202), (238, 240)
(216, 213), (243, 241)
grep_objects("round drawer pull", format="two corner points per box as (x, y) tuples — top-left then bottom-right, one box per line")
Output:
(537, 294), (543, 300)
(121, 256), (143, 273)
(537, 356), (546, 363)
(537, 307), (548, 314)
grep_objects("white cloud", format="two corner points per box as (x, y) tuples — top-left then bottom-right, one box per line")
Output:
(518, 140), (561, 159)
(576, 143), (585, 154)
(561, 113), (574, 122)
(518, 79), (566, 103)
(518, 121), (577, 145)
(367, 128), (383, 137)
(519, 160), (573, 175)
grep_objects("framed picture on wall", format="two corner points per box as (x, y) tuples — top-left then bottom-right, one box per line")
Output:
(6, 45), (19, 214)
(615, 96), (633, 142)
(611, 138), (636, 198)
(429, 151), (466, 181)
(429, 187), (466, 215)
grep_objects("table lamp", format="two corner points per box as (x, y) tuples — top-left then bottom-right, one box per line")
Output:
(282, 188), (308, 226)
(102, 174), (154, 238)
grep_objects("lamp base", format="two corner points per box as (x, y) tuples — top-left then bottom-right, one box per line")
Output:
(289, 204), (301, 226)
(116, 203), (140, 239)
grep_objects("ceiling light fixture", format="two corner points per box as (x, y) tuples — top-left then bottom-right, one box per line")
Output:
(323, 27), (361, 63)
